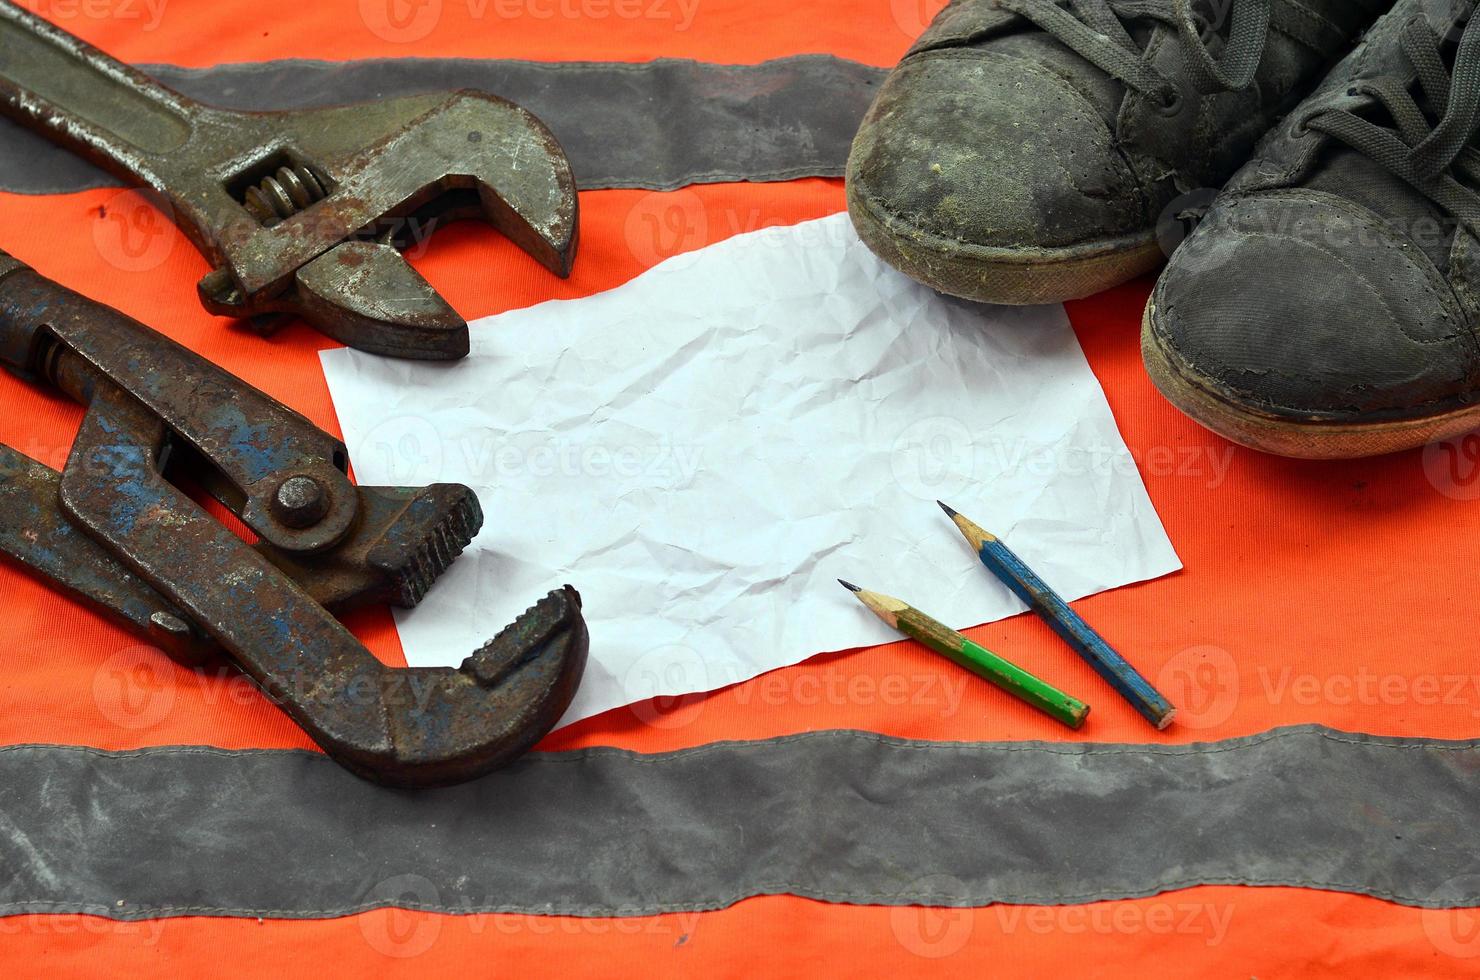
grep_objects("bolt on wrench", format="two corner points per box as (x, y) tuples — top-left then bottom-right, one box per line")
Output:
(0, 0), (579, 360)
(0, 251), (588, 786)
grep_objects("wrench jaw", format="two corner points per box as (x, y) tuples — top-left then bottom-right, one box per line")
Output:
(201, 240), (473, 361)
(196, 90), (579, 360)
(357, 586), (590, 789)
(258, 483), (485, 613)
(398, 91), (579, 280)
(294, 243), (468, 361)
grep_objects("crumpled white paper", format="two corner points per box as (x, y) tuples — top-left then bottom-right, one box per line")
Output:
(320, 214), (1180, 727)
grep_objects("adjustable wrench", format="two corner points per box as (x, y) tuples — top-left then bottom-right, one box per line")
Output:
(0, 251), (588, 786)
(0, 1), (578, 360)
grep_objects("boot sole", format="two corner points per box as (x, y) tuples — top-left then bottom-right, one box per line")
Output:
(1142, 299), (1480, 459)
(846, 183), (1165, 306)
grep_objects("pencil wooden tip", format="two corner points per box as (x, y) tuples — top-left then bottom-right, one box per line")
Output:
(842, 583), (906, 626)
(942, 504), (994, 550)
(936, 500), (958, 518)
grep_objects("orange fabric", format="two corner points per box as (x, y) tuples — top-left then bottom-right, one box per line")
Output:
(4, 888), (1477, 977)
(16, 0), (928, 66)
(2, 0), (1477, 974)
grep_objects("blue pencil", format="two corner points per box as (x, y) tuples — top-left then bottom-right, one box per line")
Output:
(938, 501), (1177, 730)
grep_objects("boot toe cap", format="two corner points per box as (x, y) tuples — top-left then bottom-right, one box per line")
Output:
(1149, 193), (1480, 422)
(846, 49), (1146, 256)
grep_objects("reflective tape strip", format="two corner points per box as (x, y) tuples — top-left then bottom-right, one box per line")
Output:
(0, 55), (884, 195)
(2, 726), (1478, 920)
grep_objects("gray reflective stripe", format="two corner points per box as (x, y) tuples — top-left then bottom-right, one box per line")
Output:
(0, 55), (883, 195)
(3, 725), (1477, 920)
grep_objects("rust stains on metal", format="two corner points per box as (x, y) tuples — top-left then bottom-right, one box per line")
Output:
(0, 254), (588, 786)
(0, 0), (579, 360)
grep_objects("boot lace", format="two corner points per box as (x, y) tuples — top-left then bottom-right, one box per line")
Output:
(1302, 13), (1480, 234)
(993, 0), (1274, 108)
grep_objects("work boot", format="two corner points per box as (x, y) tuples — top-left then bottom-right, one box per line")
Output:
(846, 0), (1391, 305)
(1144, 0), (1480, 459)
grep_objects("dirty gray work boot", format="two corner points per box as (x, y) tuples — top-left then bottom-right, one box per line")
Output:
(846, 0), (1391, 305)
(1145, 0), (1480, 459)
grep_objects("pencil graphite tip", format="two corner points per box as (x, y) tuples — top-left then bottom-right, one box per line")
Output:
(838, 579), (862, 593)
(936, 500), (958, 518)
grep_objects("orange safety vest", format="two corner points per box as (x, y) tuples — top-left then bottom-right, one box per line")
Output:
(1, 0), (1477, 974)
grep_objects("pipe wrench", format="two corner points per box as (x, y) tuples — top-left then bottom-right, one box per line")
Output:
(0, 251), (588, 787)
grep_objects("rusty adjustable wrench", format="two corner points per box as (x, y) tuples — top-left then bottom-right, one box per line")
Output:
(0, 1), (578, 360)
(0, 251), (588, 786)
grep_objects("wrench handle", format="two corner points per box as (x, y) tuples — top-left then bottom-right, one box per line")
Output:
(0, 247), (36, 375)
(0, 1), (197, 174)
(0, 250), (360, 553)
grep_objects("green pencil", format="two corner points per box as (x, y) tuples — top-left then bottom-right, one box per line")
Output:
(839, 580), (1089, 729)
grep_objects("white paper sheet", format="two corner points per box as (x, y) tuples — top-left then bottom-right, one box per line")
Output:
(320, 214), (1180, 727)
